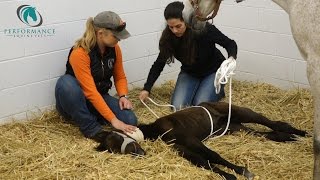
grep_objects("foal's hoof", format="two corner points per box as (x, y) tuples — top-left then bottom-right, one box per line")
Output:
(222, 174), (237, 180)
(243, 168), (255, 180)
(267, 131), (299, 142)
(278, 132), (299, 142)
(274, 121), (307, 136)
(295, 129), (307, 137)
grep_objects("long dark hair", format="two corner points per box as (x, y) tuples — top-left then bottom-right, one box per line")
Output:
(159, 1), (196, 65)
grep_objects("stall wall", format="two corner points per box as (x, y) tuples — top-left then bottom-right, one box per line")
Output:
(0, 0), (308, 123)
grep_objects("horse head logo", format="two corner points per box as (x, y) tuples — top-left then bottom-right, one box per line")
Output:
(16, 5), (43, 27)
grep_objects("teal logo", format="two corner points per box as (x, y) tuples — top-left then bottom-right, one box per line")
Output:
(17, 5), (43, 27)
(3, 4), (55, 38)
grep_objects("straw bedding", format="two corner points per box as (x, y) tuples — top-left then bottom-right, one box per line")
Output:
(0, 80), (313, 179)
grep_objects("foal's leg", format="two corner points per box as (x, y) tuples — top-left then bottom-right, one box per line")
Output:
(173, 136), (254, 180)
(211, 102), (307, 136)
(223, 121), (300, 142)
(173, 143), (237, 180)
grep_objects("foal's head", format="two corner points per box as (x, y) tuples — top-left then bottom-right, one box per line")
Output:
(95, 131), (146, 156)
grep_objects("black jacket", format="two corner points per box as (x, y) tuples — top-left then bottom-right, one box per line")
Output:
(143, 23), (237, 92)
(65, 45), (116, 94)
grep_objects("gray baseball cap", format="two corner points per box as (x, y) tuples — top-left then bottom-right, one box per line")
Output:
(93, 11), (131, 40)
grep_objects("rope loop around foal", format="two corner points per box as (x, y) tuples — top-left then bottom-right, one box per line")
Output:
(140, 97), (224, 142)
(140, 57), (236, 142)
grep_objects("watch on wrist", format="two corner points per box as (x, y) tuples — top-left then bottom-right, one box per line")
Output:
(119, 95), (128, 99)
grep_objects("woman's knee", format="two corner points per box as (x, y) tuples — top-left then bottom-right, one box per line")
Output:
(171, 91), (193, 110)
(56, 75), (84, 100)
(120, 110), (138, 126)
(193, 89), (225, 105)
(171, 98), (186, 110)
(55, 75), (87, 116)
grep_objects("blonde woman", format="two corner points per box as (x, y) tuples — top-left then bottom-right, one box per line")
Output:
(55, 11), (137, 142)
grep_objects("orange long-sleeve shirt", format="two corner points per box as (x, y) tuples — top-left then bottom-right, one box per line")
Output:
(69, 44), (128, 122)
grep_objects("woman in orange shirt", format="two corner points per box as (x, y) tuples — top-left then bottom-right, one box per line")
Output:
(55, 11), (137, 142)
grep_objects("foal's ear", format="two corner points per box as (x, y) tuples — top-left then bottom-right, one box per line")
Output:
(135, 148), (146, 156)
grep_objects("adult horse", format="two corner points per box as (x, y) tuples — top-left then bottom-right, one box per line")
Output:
(182, 0), (320, 179)
(182, 0), (222, 30)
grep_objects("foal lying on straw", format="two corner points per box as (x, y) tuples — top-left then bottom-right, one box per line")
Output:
(96, 101), (306, 180)
(98, 102), (306, 180)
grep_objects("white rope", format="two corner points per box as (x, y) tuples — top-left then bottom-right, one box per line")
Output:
(189, 105), (218, 142)
(212, 57), (236, 139)
(140, 57), (236, 140)
(214, 57), (236, 94)
(140, 98), (216, 141)
(140, 97), (176, 118)
(211, 77), (233, 139)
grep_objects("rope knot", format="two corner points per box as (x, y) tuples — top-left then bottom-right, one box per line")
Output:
(214, 57), (236, 94)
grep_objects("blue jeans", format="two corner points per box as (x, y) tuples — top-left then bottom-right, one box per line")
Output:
(171, 71), (225, 110)
(55, 74), (137, 138)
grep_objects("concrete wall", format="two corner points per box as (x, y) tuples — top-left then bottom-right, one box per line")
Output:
(0, 0), (179, 123)
(0, 0), (308, 123)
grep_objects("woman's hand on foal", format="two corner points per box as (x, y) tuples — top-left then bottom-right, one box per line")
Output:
(139, 90), (149, 101)
(110, 118), (136, 133)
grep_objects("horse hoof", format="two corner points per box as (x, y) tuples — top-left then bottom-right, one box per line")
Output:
(222, 174), (237, 180)
(243, 168), (255, 180)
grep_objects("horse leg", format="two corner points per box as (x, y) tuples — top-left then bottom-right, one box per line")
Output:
(211, 102), (307, 136)
(306, 54), (320, 179)
(222, 121), (298, 142)
(289, 0), (320, 176)
(253, 130), (301, 142)
(313, 102), (320, 178)
(173, 136), (255, 179)
(173, 143), (238, 180)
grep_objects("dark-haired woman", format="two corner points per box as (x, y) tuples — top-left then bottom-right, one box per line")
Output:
(139, 1), (237, 110)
